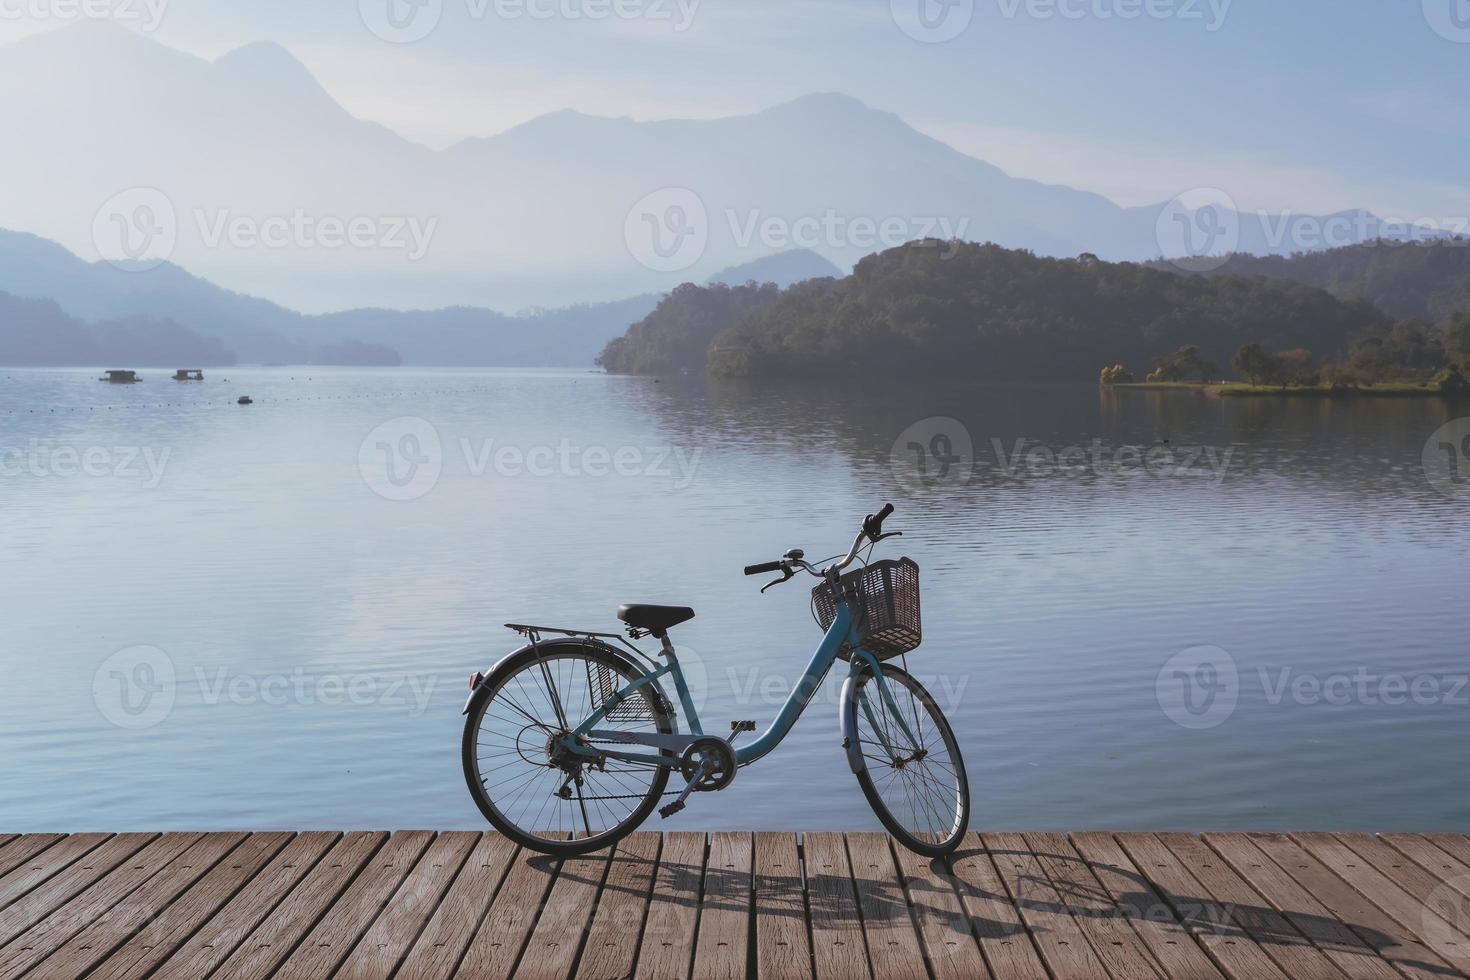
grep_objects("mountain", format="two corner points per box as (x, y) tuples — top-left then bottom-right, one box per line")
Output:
(708, 250), (843, 288)
(0, 228), (654, 366)
(600, 242), (1393, 382)
(0, 24), (1407, 314)
(1156, 241), (1470, 324)
(0, 291), (236, 366)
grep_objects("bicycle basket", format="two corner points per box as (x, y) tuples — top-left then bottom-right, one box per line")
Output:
(587, 659), (656, 723)
(811, 558), (921, 660)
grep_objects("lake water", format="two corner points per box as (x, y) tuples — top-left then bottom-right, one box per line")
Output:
(3, 367), (1468, 833)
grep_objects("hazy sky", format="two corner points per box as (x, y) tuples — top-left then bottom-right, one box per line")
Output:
(2, 0), (1466, 218)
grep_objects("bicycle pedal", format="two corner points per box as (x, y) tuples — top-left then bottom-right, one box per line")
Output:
(659, 800), (686, 819)
(730, 720), (756, 733)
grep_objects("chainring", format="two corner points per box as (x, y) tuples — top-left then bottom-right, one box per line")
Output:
(679, 736), (737, 792)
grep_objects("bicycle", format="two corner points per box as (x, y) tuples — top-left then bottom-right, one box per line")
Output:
(461, 504), (970, 857)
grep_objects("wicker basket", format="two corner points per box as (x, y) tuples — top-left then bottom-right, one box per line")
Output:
(812, 558), (921, 660)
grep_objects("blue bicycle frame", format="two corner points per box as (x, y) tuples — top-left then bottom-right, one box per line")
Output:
(560, 594), (920, 770)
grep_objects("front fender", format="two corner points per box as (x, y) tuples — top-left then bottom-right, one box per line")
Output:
(838, 664), (867, 774)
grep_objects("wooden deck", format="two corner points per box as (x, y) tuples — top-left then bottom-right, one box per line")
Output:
(0, 831), (1467, 979)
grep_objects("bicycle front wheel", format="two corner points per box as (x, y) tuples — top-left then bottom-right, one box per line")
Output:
(846, 662), (970, 856)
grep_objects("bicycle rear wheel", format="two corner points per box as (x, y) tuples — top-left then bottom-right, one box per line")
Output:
(846, 662), (969, 856)
(463, 643), (674, 856)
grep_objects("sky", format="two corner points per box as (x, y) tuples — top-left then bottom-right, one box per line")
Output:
(1, 0), (1467, 218)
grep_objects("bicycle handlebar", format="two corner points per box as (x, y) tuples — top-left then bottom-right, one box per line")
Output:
(744, 503), (898, 587)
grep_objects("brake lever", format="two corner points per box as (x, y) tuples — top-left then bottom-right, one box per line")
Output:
(760, 564), (796, 593)
(871, 531), (903, 543)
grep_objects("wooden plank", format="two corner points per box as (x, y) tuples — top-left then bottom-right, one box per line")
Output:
(9, 832), (242, 980)
(845, 833), (925, 980)
(577, 832), (661, 980)
(1379, 834), (1470, 898)
(398, 833), (519, 980)
(1071, 832), (1227, 980)
(691, 831), (752, 980)
(1324, 833), (1470, 962)
(1201, 834), (1403, 980)
(0, 833), (110, 914)
(1024, 832), (1166, 980)
(1155, 833), (1347, 980)
(1244, 832), (1457, 980)
(454, 839), (566, 979)
(0, 835), (63, 879)
(81, 831), (305, 980)
(208, 831), (388, 980)
(1114, 833), (1290, 980)
(1422, 834), (1470, 869)
(516, 841), (615, 980)
(1292, 832), (1470, 975)
(751, 832), (812, 980)
(803, 831), (871, 980)
(271, 829), (434, 979)
(888, 834), (989, 980)
(633, 830), (706, 980)
(0, 833), (155, 949)
(948, 833), (1049, 980)
(335, 831), (479, 980)
(982, 831), (1113, 980)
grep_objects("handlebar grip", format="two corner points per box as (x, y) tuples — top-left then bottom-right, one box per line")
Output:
(744, 561), (785, 576)
(876, 503), (895, 521)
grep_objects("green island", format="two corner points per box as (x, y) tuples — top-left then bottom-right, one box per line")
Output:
(599, 239), (1470, 396)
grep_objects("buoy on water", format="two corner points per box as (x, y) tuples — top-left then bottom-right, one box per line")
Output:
(238, 396), (253, 405)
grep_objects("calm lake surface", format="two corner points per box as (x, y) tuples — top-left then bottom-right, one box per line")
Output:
(3, 367), (1468, 832)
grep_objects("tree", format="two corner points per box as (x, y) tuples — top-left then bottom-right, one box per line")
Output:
(1446, 311), (1470, 366)
(1274, 348), (1314, 387)
(1234, 343), (1279, 387)
(1099, 363), (1134, 385)
(1151, 345), (1215, 383)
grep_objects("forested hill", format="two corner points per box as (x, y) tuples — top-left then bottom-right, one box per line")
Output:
(1158, 240), (1470, 324)
(597, 282), (784, 375)
(599, 241), (1391, 381)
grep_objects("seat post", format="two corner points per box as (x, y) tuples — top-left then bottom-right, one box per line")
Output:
(659, 634), (676, 658)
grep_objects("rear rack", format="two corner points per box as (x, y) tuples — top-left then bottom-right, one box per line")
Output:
(503, 623), (666, 723)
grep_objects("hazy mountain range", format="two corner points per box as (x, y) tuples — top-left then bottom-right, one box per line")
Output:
(0, 228), (839, 365)
(0, 22), (1411, 316)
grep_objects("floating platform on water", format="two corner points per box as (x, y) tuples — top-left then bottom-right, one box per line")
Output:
(0, 830), (1466, 978)
(173, 369), (204, 381)
(99, 370), (140, 384)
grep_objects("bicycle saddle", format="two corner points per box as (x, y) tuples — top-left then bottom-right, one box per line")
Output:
(617, 604), (695, 636)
